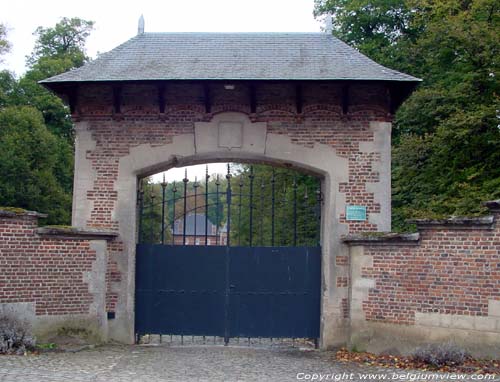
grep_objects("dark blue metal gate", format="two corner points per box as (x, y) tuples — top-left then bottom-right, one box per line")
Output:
(136, 244), (321, 341)
(135, 164), (322, 343)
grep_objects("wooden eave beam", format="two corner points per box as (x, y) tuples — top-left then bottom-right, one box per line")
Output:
(158, 83), (166, 113)
(67, 86), (78, 115)
(341, 84), (350, 115)
(249, 84), (257, 113)
(203, 83), (211, 113)
(387, 84), (397, 115)
(113, 85), (122, 114)
(295, 84), (303, 114)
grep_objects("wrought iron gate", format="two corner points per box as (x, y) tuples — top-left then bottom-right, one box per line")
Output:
(135, 164), (322, 344)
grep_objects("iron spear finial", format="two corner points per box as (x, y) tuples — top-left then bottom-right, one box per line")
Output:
(325, 13), (333, 34)
(138, 14), (145, 35)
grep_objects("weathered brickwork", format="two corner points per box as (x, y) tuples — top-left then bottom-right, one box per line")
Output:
(0, 213), (99, 315)
(336, 255), (349, 266)
(105, 241), (123, 312)
(359, 212), (500, 325)
(77, 82), (388, 233)
(343, 204), (500, 355)
(73, 82), (391, 312)
(337, 276), (349, 288)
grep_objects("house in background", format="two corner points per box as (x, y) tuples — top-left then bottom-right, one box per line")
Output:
(172, 213), (226, 245)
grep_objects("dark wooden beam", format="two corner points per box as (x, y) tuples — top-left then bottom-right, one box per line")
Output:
(295, 84), (303, 114)
(67, 86), (78, 115)
(387, 85), (395, 115)
(341, 84), (350, 114)
(250, 84), (257, 113)
(203, 83), (211, 113)
(158, 83), (166, 113)
(113, 85), (122, 114)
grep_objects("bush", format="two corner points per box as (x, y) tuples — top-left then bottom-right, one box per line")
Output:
(412, 343), (470, 368)
(0, 315), (36, 355)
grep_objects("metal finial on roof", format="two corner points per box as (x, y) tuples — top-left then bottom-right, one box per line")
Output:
(138, 15), (145, 35)
(325, 14), (333, 34)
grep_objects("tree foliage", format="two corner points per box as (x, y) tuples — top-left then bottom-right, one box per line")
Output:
(20, 18), (94, 142)
(27, 17), (94, 67)
(140, 165), (322, 246)
(0, 24), (10, 61)
(0, 107), (71, 223)
(230, 165), (321, 246)
(0, 18), (94, 224)
(313, 0), (421, 69)
(315, 0), (500, 231)
(139, 171), (231, 244)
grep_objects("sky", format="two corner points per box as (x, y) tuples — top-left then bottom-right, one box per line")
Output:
(0, 0), (323, 181)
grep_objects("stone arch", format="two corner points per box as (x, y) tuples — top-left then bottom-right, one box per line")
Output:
(101, 112), (350, 347)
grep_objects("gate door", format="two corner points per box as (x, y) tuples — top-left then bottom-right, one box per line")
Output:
(135, 165), (322, 344)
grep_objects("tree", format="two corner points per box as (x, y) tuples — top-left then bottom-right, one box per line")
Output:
(27, 17), (94, 67)
(139, 164), (322, 246)
(0, 24), (14, 106)
(0, 106), (72, 224)
(228, 164), (321, 246)
(0, 18), (95, 224)
(313, 0), (421, 69)
(17, 18), (94, 141)
(0, 70), (16, 107)
(0, 24), (10, 61)
(315, 0), (500, 231)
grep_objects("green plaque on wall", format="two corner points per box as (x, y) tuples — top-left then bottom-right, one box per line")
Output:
(346, 205), (367, 221)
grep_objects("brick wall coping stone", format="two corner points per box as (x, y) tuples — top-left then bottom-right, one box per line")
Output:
(36, 226), (118, 240)
(342, 232), (420, 245)
(0, 208), (48, 218)
(407, 215), (495, 230)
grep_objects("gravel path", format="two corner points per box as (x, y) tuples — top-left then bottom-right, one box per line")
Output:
(0, 344), (497, 382)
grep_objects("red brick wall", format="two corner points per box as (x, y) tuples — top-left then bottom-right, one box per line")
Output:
(76, 82), (389, 233)
(358, 213), (500, 325)
(0, 213), (99, 316)
(74, 82), (392, 311)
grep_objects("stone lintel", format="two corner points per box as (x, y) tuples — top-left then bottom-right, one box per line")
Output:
(407, 215), (494, 230)
(342, 232), (420, 245)
(0, 208), (48, 219)
(37, 226), (118, 240)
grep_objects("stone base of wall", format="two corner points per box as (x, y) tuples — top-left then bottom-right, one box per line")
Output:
(350, 321), (500, 359)
(0, 209), (116, 342)
(344, 200), (500, 358)
(0, 301), (105, 342)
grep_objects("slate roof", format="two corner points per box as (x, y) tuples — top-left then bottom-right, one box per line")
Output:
(40, 32), (420, 84)
(173, 213), (218, 236)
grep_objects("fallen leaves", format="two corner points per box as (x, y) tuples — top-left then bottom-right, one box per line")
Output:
(334, 348), (500, 374)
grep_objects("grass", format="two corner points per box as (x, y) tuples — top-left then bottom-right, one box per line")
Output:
(36, 343), (57, 350)
(0, 206), (28, 214)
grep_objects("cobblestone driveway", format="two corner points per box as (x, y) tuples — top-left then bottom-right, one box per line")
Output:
(0, 344), (497, 382)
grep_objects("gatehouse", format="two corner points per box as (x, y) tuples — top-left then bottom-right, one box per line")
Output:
(1, 20), (498, 357)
